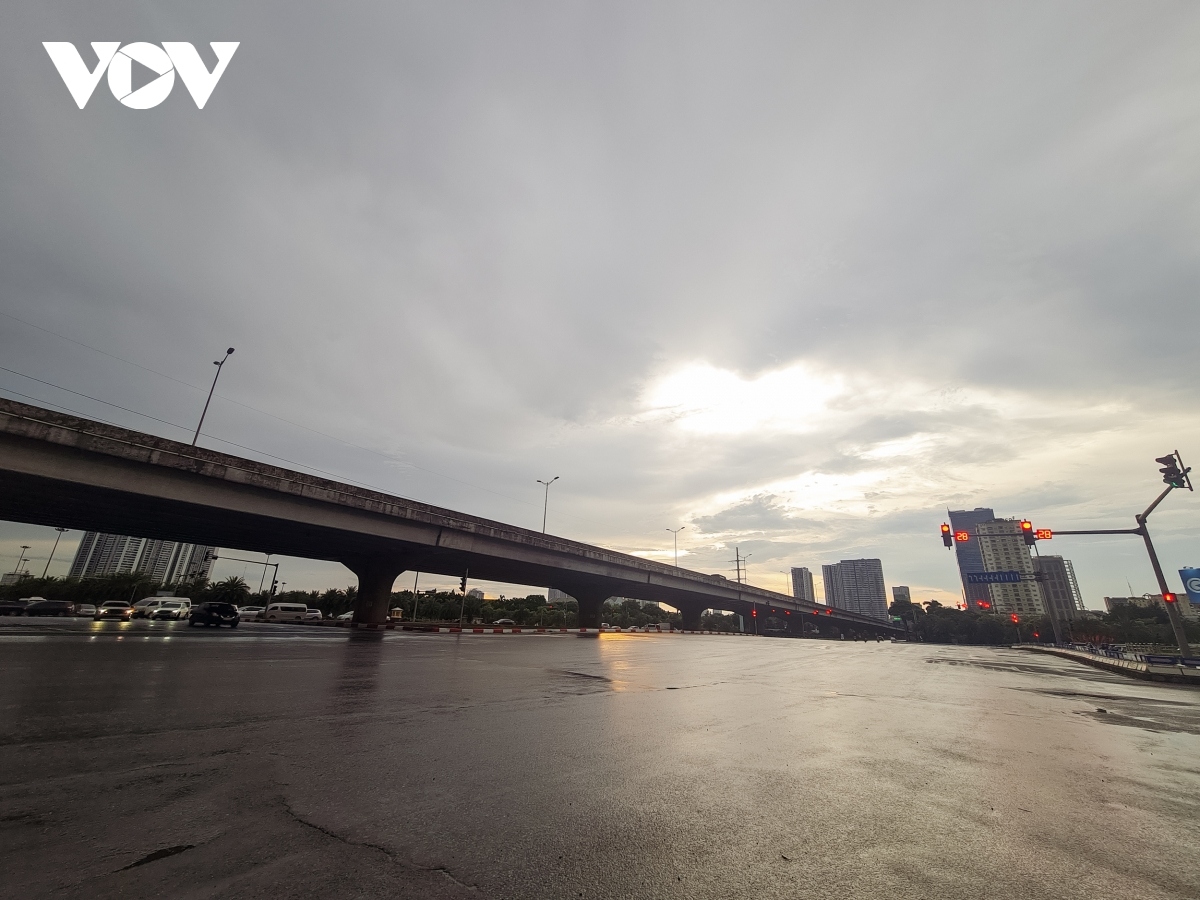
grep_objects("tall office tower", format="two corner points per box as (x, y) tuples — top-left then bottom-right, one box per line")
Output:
(892, 586), (911, 607)
(790, 567), (816, 603)
(1032, 556), (1084, 622)
(948, 507), (996, 610)
(821, 559), (889, 620)
(68, 532), (216, 584)
(975, 520), (1045, 617)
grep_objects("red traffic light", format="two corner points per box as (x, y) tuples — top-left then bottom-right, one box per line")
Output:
(1020, 520), (1032, 531)
(1164, 592), (1178, 604)
(1010, 613), (1019, 623)
(751, 608), (757, 617)
(941, 523), (953, 548)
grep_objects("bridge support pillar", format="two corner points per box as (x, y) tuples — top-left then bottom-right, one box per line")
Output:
(677, 602), (703, 631)
(344, 556), (410, 625)
(565, 587), (611, 629)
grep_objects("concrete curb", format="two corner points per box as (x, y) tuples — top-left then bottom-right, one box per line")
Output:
(1014, 644), (1200, 685)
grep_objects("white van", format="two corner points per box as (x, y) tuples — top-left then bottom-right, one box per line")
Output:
(257, 603), (308, 622)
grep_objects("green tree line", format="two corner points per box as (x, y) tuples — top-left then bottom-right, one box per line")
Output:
(889, 596), (1200, 646)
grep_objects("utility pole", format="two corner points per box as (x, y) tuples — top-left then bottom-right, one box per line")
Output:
(192, 347), (234, 446)
(667, 527), (685, 567)
(409, 572), (420, 623)
(41, 528), (67, 578)
(730, 547), (755, 634)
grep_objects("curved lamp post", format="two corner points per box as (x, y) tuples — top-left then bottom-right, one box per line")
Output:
(192, 347), (235, 446)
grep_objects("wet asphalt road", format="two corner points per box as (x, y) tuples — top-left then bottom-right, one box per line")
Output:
(1, 619), (1199, 900)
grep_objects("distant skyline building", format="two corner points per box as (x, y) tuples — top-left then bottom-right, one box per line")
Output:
(1032, 556), (1085, 622)
(790, 567), (816, 604)
(892, 586), (911, 607)
(821, 559), (889, 620)
(948, 507), (996, 610)
(68, 532), (215, 584)
(975, 520), (1045, 618)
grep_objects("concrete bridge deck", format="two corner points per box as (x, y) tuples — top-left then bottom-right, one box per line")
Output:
(0, 398), (899, 633)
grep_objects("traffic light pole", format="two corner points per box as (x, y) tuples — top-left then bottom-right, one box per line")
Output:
(1136, 486), (1191, 658)
(1043, 484), (1190, 658)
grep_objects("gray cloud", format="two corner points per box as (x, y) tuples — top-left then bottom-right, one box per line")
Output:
(2, 2), (1198, 602)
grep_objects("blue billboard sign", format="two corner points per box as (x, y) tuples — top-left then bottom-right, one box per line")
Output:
(1180, 568), (1200, 605)
(966, 571), (1022, 584)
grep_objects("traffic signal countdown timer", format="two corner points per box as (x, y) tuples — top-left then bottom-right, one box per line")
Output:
(941, 521), (1051, 547)
(940, 523), (973, 548)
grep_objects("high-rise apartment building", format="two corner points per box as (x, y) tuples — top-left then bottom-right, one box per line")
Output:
(975, 520), (1045, 617)
(821, 559), (889, 620)
(892, 586), (911, 607)
(948, 507), (996, 610)
(790, 567), (816, 604)
(1032, 555), (1084, 622)
(68, 532), (215, 584)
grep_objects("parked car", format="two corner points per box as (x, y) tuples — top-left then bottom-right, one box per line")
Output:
(336, 611), (354, 621)
(238, 605), (264, 621)
(133, 598), (167, 618)
(0, 598), (30, 616)
(189, 602), (240, 628)
(24, 599), (75, 617)
(150, 600), (191, 620)
(94, 601), (133, 621)
(76, 604), (97, 617)
(305, 608), (323, 621)
(257, 602), (308, 622)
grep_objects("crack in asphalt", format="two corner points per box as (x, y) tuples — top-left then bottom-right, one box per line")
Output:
(280, 798), (479, 893)
(120, 844), (195, 870)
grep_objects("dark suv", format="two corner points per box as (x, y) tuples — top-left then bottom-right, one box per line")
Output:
(24, 599), (75, 617)
(0, 598), (30, 616)
(189, 602), (240, 628)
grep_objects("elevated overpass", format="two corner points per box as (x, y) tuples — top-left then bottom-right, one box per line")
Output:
(0, 399), (900, 635)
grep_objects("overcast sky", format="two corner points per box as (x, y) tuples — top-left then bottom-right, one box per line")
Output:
(2, 2), (1198, 605)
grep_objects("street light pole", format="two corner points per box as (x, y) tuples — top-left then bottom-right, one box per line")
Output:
(41, 528), (67, 578)
(13, 545), (31, 577)
(667, 527), (685, 566)
(537, 476), (559, 533)
(192, 347), (235, 446)
(258, 554), (272, 594)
